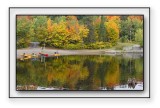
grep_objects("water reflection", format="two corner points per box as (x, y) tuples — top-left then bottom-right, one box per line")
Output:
(16, 55), (143, 90)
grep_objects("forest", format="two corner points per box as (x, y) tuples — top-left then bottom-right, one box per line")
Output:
(16, 15), (143, 49)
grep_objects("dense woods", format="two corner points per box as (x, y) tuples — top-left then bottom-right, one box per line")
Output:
(17, 15), (143, 49)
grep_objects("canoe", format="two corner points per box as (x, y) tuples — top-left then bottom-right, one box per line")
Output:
(32, 54), (37, 57)
(39, 53), (48, 57)
(54, 54), (60, 56)
(20, 54), (32, 61)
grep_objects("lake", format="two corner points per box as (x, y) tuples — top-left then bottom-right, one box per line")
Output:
(16, 54), (143, 91)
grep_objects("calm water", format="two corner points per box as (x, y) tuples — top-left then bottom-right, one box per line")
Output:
(16, 55), (143, 90)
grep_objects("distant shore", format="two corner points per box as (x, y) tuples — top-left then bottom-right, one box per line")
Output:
(17, 47), (143, 59)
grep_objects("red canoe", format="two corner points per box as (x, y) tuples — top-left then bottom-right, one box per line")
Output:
(39, 53), (48, 57)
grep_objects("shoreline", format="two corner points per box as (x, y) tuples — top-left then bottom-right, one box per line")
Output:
(17, 47), (143, 59)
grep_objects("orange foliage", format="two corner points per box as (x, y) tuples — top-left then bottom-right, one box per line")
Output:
(106, 16), (120, 22)
(66, 16), (79, 32)
(128, 16), (143, 21)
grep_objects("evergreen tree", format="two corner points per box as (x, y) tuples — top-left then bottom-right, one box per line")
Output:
(99, 16), (107, 42)
(83, 16), (96, 44)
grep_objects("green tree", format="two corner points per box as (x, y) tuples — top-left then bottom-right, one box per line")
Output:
(135, 28), (143, 46)
(99, 16), (107, 42)
(83, 16), (96, 44)
(16, 16), (33, 48)
(120, 17), (143, 42)
(33, 16), (48, 45)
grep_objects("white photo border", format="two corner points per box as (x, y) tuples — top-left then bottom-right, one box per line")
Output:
(9, 7), (150, 98)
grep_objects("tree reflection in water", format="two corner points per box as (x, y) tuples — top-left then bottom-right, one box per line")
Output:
(16, 55), (143, 90)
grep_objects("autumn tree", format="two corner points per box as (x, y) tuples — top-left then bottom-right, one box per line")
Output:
(47, 18), (53, 36)
(16, 15), (143, 49)
(105, 19), (120, 44)
(66, 16), (83, 44)
(49, 20), (69, 47)
(44, 16), (89, 49)
(106, 16), (120, 26)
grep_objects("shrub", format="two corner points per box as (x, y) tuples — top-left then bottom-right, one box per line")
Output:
(120, 35), (128, 43)
(86, 42), (112, 49)
(63, 43), (86, 50)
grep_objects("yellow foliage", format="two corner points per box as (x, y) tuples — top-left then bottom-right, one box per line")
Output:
(47, 18), (53, 33)
(105, 20), (119, 43)
(79, 25), (89, 38)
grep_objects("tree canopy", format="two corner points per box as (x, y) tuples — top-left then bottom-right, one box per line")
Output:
(16, 15), (143, 49)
